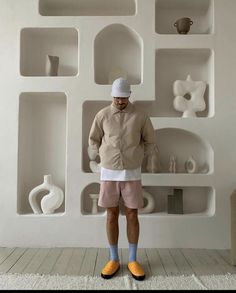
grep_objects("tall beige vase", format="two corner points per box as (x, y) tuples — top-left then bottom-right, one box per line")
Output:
(46, 55), (59, 76)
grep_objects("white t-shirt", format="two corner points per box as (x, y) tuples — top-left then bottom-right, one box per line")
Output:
(100, 167), (141, 181)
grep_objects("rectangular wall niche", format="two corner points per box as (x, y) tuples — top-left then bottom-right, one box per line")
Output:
(17, 92), (67, 215)
(20, 28), (78, 76)
(155, 48), (214, 117)
(155, 0), (214, 34)
(39, 0), (136, 16)
(141, 186), (215, 216)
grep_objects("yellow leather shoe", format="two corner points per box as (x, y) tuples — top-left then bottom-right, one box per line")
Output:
(101, 260), (120, 279)
(127, 261), (145, 281)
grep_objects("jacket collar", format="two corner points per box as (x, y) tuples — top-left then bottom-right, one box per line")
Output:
(110, 100), (133, 114)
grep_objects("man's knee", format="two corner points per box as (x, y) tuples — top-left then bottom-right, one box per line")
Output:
(107, 207), (119, 223)
(125, 207), (138, 222)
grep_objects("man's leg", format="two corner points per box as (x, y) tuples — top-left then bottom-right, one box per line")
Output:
(125, 207), (139, 261)
(106, 206), (119, 261)
(125, 207), (145, 281)
(101, 206), (120, 279)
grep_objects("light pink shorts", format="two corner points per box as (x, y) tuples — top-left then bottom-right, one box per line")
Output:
(98, 180), (144, 209)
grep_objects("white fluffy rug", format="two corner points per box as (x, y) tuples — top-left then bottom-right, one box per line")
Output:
(0, 273), (236, 290)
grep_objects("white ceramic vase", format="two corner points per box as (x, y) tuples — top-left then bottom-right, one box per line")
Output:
(138, 189), (155, 214)
(89, 193), (99, 214)
(185, 156), (197, 173)
(45, 55), (59, 76)
(29, 174), (64, 214)
(169, 155), (177, 173)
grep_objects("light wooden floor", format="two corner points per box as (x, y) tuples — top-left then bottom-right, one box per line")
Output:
(0, 248), (235, 278)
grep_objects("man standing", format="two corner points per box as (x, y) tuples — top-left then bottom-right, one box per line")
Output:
(88, 78), (156, 281)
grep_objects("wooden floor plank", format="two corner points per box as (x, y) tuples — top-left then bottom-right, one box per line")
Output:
(0, 248), (15, 264)
(194, 249), (224, 275)
(146, 248), (166, 276)
(206, 249), (236, 274)
(169, 248), (194, 276)
(216, 249), (231, 265)
(65, 248), (86, 276)
(37, 248), (63, 274)
(121, 248), (129, 276)
(79, 248), (98, 276)
(0, 248), (26, 273)
(8, 248), (38, 274)
(115, 248), (123, 277)
(137, 248), (151, 277)
(158, 248), (179, 276)
(181, 248), (211, 276)
(0, 247), (235, 278)
(50, 248), (74, 275)
(23, 248), (50, 274)
(94, 248), (109, 277)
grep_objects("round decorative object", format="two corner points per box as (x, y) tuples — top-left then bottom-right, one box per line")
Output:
(185, 156), (197, 173)
(138, 189), (155, 214)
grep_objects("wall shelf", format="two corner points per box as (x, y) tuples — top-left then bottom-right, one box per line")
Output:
(39, 0), (136, 16)
(155, 0), (214, 34)
(94, 24), (142, 85)
(81, 183), (215, 217)
(17, 92), (67, 215)
(151, 127), (213, 174)
(20, 28), (79, 76)
(3, 0), (234, 249)
(81, 182), (105, 215)
(134, 48), (214, 117)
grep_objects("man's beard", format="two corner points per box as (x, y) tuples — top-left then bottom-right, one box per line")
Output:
(116, 104), (126, 110)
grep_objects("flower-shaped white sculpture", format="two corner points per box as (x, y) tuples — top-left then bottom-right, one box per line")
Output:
(173, 75), (207, 118)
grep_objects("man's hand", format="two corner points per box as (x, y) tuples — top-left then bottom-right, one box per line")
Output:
(88, 145), (99, 160)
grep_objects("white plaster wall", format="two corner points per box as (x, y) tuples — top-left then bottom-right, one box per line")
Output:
(0, 0), (235, 249)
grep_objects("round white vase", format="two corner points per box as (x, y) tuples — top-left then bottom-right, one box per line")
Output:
(138, 189), (155, 214)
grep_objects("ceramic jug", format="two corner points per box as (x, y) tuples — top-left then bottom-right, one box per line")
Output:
(174, 17), (193, 34)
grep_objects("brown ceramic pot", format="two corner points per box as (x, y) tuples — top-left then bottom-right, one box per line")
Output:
(174, 17), (193, 34)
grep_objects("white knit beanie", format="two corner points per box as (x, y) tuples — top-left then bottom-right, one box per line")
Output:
(111, 78), (131, 97)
